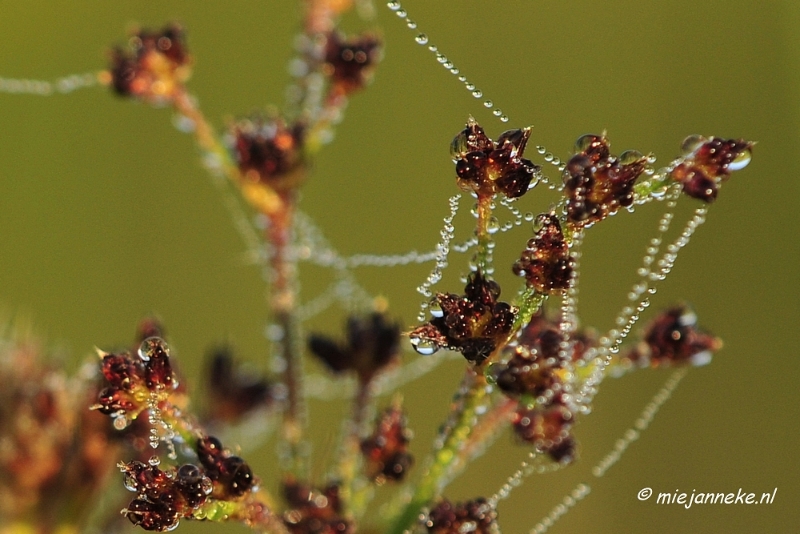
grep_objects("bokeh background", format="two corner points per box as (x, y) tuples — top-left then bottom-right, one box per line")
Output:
(1, 1), (798, 533)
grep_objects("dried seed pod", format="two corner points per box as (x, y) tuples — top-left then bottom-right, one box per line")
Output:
(671, 135), (753, 202)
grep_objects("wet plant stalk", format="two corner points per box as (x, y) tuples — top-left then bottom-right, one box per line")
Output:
(388, 369), (489, 534)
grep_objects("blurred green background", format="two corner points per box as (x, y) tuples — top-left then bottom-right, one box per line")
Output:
(1, 1), (798, 533)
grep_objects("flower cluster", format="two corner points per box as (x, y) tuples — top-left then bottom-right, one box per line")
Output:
(107, 23), (191, 104)
(563, 134), (648, 227)
(424, 498), (499, 534)
(512, 214), (575, 294)
(309, 311), (401, 384)
(450, 118), (540, 199)
(120, 460), (213, 531)
(621, 305), (722, 369)
(671, 135), (754, 202)
(491, 311), (595, 463)
(230, 116), (308, 192)
(93, 337), (177, 429)
(323, 31), (382, 95)
(282, 479), (351, 534)
(360, 402), (414, 484)
(409, 270), (517, 364)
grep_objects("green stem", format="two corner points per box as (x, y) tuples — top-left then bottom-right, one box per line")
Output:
(388, 371), (489, 534)
(473, 195), (494, 271)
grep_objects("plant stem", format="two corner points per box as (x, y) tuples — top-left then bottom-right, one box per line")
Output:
(388, 369), (489, 534)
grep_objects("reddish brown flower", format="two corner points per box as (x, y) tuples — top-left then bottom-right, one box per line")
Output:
(670, 135), (753, 202)
(120, 461), (213, 531)
(309, 311), (401, 384)
(323, 31), (382, 94)
(624, 305), (722, 368)
(282, 479), (352, 534)
(360, 402), (413, 484)
(409, 270), (517, 364)
(563, 134), (648, 227)
(230, 116), (306, 191)
(424, 498), (498, 534)
(451, 118), (539, 199)
(512, 396), (576, 464)
(204, 346), (275, 423)
(195, 435), (256, 499)
(108, 23), (191, 104)
(513, 214), (575, 294)
(93, 337), (177, 424)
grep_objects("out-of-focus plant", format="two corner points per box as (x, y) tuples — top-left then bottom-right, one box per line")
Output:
(0, 1), (754, 533)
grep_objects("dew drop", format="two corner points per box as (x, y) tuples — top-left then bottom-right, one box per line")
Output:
(500, 115), (509, 123)
(619, 149), (644, 165)
(465, 83), (476, 91)
(471, 89), (483, 98)
(574, 133), (599, 153)
(492, 109), (503, 117)
(483, 100), (493, 108)
(113, 415), (130, 430)
(387, 1), (402, 11)
(429, 300), (444, 318)
(406, 20), (417, 30)
(411, 338), (438, 356)
(728, 147), (752, 171)
(680, 134), (707, 156)
(148, 455), (161, 466)
(450, 130), (470, 160)
(458, 75), (467, 82)
(123, 473), (137, 492)
(487, 216), (500, 234)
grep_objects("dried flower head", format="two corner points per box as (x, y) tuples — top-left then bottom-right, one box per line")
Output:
(204, 346), (275, 424)
(107, 23), (191, 104)
(409, 270), (517, 364)
(424, 498), (499, 534)
(512, 396), (577, 464)
(513, 214), (575, 294)
(120, 460), (213, 531)
(282, 479), (352, 534)
(563, 134), (648, 227)
(323, 31), (382, 95)
(360, 401), (413, 484)
(671, 135), (754, 202)
(450, 118), (539, 199)
(93, 337), (177, 428)
(623, 305), (722, 368)
(195, 435), (256, 499)
(0, 325), (121, 529)
(230, 115), (307, 192)
(309, 311), (401, 384)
